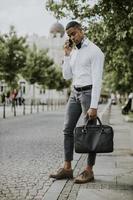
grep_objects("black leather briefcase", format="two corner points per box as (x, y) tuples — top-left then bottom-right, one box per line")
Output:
(74, 117), (114, 153)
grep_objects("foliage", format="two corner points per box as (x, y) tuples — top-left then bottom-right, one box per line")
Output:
(46, 65), (71, 90)
(0, 26), (28, 89)
(21, 45), (53, 84)
(0, 25), (70, 91)
(46, 0), (133, 93)
(21, 44), (70, 90)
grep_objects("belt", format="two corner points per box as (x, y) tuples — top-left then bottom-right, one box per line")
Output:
(74, 85), (92, 92)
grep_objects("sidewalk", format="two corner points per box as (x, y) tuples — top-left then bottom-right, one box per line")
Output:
(43, 105), (133, 200)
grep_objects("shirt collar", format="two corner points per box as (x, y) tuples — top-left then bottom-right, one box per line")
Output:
(74, 38), (89, 51)
(81, 37), (90, 47)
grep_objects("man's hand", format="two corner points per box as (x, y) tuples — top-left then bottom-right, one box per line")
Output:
(87, 108), (97, 119)
(64, 40), (73, 56)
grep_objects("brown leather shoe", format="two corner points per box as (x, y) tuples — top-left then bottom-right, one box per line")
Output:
(49, 168), (73, 179)
(74, 170), (94, 184)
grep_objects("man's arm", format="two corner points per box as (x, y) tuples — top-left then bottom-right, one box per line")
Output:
(61, 56), (73, 80)
(61, 40), (73, 80)
(87, 49), (105, 119)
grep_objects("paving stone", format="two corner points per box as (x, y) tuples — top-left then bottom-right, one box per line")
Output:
(117, 173), (133, 187)
(0, 105), (133, 200)
(76, 189), (133, 200)
(42, 180), (66, 200)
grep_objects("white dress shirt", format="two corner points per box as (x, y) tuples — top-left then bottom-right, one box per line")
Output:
(61, 38), (105, 109)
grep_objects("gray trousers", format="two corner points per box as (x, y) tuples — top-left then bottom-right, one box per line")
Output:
(63, 88), (96, 166)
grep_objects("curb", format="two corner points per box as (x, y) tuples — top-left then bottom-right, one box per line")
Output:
(42, 154), (81, 200)
(43, 103), (111, 200)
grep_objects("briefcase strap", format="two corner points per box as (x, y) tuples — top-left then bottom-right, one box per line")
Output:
(84, 117), (103, 150)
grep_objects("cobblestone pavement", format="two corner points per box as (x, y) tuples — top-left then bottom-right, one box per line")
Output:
(0, 105), (104, 200)
(48, 105), (133, 200)
(0, 111), (66, 200)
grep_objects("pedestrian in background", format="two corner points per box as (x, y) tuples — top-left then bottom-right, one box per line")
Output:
(50, 21), (105, 183)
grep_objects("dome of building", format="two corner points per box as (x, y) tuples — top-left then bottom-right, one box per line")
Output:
(50, 22), (65, 37)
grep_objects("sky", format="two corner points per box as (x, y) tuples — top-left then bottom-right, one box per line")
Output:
(0, 0), (68, 37)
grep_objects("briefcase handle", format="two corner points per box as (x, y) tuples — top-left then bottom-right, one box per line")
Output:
(83, 117), (103, 133)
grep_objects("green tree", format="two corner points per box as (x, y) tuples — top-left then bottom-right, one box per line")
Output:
(0, 26), (28, 89)
(46, 0), (133, 93)
(22, 45), (70, 90)
(22, 45), (54, 85)
(0, 36), (7, 75)
(46, 65), (71, 90)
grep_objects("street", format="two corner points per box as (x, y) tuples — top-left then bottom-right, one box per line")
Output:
(0, 111), (65, 200)
(1, 104), (132, 200)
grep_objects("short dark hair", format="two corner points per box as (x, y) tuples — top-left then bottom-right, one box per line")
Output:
(65, 21), (81, 30)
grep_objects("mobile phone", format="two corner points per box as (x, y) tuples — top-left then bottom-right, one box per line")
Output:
(69, 39), (73, 47)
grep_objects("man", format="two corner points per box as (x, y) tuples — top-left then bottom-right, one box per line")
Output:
(50, 21), (105, 183)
